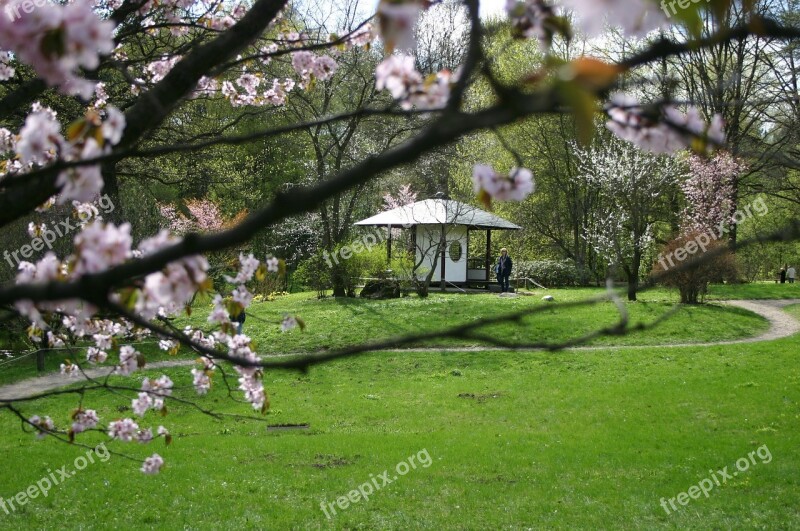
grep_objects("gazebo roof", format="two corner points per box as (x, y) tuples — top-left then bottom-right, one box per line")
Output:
(354, 199), (521, 230)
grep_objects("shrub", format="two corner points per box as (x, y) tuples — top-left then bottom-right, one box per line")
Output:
(651, 231), (738, 304)
(514, 260), (580, 287)
(294, 254), (333, 297)
(294, 240), (390, 297)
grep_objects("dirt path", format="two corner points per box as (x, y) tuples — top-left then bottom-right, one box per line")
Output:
(1, 299), (799, 401)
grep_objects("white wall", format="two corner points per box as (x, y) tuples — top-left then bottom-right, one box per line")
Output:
(415, 225), (468, 283)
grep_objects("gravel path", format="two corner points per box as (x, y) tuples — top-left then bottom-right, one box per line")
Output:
(1, 299), (798, 401)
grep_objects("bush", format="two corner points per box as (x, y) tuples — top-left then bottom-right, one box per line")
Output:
(294, 240), (390, 297)
(651, 231), (738, 304)
(514, 260), (580, 287)
(294, 254), (333, 298)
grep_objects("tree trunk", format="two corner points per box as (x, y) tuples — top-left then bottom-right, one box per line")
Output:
(101, 162), (124, 225)
(627, 250), (642, 302)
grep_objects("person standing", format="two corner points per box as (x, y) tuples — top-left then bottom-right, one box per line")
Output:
(496, 248), (513, 293)
(788, 265), (796, 284)
(780, 265), (787, 284)
(234, 310), (246, 334)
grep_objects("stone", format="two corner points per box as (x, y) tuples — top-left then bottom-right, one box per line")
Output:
(360, 279), (401, 299)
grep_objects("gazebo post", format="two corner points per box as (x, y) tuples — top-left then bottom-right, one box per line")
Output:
(485, 230), (492, 286)
(440, 224), (446, 291)
(386, 224), (392, 265)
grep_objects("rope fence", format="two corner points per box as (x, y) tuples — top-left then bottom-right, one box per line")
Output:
(0, 341), (160, 370)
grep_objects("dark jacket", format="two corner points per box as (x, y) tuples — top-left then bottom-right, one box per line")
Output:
(496, 255), (513, 277)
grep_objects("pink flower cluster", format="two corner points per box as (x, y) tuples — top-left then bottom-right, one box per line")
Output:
(2, 103), (126, 204)
(376, 54), (453, 110)
(71, 409), (99, 433)
(606, 93), (725, 155)
(134, 230), (210, 319)
(132, 375), (173, 416)
(472, 164), (536, 202)
(559, 0), (666, 37)
(29, 415), (55, 439)
(221, 76), (294, 108)
(291, 51), (339, 87)
(505, 0), (559, 49)
(0, 0), (115, 98)
(377, 0), (426, 52)
(0, 51), (13, 80)
(682, 152), (746, 234)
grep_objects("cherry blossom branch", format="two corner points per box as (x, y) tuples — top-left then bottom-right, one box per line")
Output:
(0, 0), (290, 226)
(620, 17), (800, 71)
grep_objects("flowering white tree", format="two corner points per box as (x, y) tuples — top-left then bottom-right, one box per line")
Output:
(575, 133), (685, 301)
(0, 0), (798, 474)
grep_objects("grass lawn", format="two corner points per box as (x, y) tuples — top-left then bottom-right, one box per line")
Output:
(0, 306), (798, 528)
(182, 288), (769, 355)
(1, 286), (771, 385)
(706, 281), (800, 300)
(0, 342), (173, 388)
(0, 292), (796, 529)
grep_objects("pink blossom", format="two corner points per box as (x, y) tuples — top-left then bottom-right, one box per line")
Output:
(0, 0), (115, 98)
(55, 140), (104, 203)
(376, 55), (422, 100)
(191, 368), (212, 395)
(311, 55), (338, 81)
(101, 106), (126, 145)
(281, 314), (298, 332)
(29, 415), (55, 439)
(72, 409), (99, 433)
(472, 164), (536, 202)
(136, 428), (154, 444)
(16, 108), (63, 166)
(231, 285), (252, 307)
(560, 0), (667, 37)
(377, 1), (423, 52)
(132, 392), (151, 416)
(141, 453), (164, 474)
(73, 222), (133, 276)
(606, 93), (726, 154)
(60, 362), (79, 377)
(86, 347), (108, 364)
(108, 418), (139, 441)
(116, 345), (139, 376)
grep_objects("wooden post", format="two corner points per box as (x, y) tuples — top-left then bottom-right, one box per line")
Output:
(485, 230), (492, 284)
(36, 333), (48, 372)
(387, 225), (392, 264)
(440, 224), (446, 291)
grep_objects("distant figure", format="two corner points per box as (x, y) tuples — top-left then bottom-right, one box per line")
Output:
(788, 265), (797, 284)
(780, 265), (787, 284)
(496, 248), (513, 293)
(234, 310), (246, 334)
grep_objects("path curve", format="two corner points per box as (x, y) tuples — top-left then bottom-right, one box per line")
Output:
(1, 299), (799, 401)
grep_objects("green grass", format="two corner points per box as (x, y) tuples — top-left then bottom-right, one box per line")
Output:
(0, 342), (173, 388)
(0, 287), (771, 386)
(0, 316), (799, 529)
(706, 281), (800, 300)
(184, 289), (769, 355)
(0, 294), (796, 529)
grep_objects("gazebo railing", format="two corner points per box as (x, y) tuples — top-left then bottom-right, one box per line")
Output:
(467, 258), (486, 270)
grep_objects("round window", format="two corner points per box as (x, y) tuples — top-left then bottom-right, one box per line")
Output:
(448, 241), (463, 262)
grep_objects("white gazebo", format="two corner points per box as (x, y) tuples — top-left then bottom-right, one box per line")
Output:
(354, 198), (521, 288)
